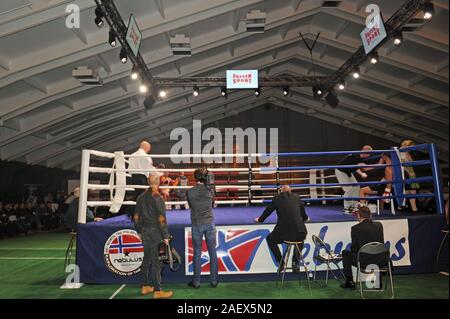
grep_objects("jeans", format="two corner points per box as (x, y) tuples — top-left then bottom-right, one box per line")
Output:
(192, 223), (218, 286)
(141, 228), (163, 291)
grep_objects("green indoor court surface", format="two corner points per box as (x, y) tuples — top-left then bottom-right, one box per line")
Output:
(0, 232), (448, 299)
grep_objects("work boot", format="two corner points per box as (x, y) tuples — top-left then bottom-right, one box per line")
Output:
(340, 276), (356, 289)
(141, 286), (154, 295)
(153, 290), (174, 299)
(187, 281), (200, 289)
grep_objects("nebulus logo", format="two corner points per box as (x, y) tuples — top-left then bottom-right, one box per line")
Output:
(104, 229), (144, 276)
(169, 120), (278, 164)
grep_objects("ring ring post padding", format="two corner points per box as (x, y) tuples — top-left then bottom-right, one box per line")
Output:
(429, 143), (445, 215)
(110, 152), (127, 213)
(78, 149), (90, 224)
(391, 147), (406, 207)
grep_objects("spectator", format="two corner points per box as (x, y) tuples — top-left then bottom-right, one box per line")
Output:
(63, 187), (102, 231)
(26, 202), (39, 231)
(255, 185), (309, 272)
(44, 193), (53, 204)
(36, 202), (50, 230)
(17, 203), (30, 235)
(0, 202), (6, 239)
(341, 206), (387, 289)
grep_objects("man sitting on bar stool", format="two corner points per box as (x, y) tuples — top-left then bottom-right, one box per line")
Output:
(255, 185), (309, 272)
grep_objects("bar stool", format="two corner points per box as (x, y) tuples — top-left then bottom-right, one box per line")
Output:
(277, 241), (311, 294)
(64, 230), (77, 270)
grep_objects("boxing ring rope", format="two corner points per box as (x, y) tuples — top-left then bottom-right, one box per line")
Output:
(78, 144), (445, 224)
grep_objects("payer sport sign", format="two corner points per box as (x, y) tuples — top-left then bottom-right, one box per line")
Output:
(126, 14), (142, 57)
(360, 13), (387, 54)
(185, 219), (410, 275)
(226, 70), (259, 89)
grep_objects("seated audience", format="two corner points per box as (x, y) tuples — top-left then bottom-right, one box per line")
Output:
(341, 206), (388, 289)
(255, 185), (309, 272)
(63, 187), (103, 231)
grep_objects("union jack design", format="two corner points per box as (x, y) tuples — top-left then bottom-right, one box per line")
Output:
(186, 228), (270, 274)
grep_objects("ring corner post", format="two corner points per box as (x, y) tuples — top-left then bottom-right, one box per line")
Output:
(429, 143), (445, 215)
(78, 149), (90, 224)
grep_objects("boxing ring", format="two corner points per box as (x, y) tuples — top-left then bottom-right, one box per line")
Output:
(75, 144), (447, 284)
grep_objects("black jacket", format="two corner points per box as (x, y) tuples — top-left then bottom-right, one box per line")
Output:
(258, 192), (308, 239)
(350, 219), (385, 255)
(63, 198), (94, 230)
(134, 192), (169, 240)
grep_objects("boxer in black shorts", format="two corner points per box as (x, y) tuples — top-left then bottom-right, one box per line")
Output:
(359, 154), (393, 206)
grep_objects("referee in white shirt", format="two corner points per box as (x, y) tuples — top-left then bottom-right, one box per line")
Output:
(129, 141), (155, 199)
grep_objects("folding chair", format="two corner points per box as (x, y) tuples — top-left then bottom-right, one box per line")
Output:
(356, 242), (394, 299)
(311, 235), (345, 285)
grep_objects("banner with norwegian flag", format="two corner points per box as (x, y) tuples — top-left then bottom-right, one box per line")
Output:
(184, 220), (410, 275)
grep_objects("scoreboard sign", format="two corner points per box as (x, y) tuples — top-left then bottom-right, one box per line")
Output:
(226, 70), (259, 89)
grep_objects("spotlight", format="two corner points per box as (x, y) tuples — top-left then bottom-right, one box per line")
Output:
(254, 87), (261, 97)
(393, 31), (403, 47)
(108, 30), (117, 47)
(370, 51), (379, 65)
(159, 90), (167, 98)
(131, 67), (139, 80)
(193, 86), (199, 97)
(338, 80), (345, 90)
(352, 66), (360, 79)
(94, 6), (104, 28)
(220, 87), (227, 97)
(95, 17), (104, 28)
(140, 84), (148, 93)
(282, 86), (290, 96)
(312, 86), (323, 99)
(120, 48), (127, 64)
(325, 91), (339, 108)
(423, 2), (434, 20)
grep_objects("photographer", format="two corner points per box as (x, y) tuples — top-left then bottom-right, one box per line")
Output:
(134, 174), (173, 299)
(186, 168), (219, 289)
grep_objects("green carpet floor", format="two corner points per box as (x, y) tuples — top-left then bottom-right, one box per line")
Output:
(0, 232), (448, 299)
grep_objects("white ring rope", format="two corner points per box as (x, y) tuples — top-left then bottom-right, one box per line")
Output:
(77, 149), (350, 222)
(87, 184), (342, 190)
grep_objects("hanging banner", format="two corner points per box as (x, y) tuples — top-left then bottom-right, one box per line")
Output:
(360, 13), (387, 54)
(126, 14), (142, 57)
(226, 70), (259, 89)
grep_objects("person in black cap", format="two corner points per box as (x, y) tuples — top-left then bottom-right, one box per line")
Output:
(255, 185), (309, 272)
